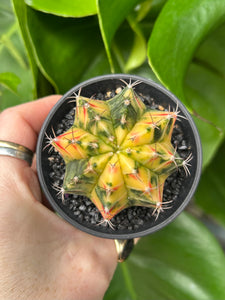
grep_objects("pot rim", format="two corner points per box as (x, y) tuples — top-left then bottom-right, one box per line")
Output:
(37, 74), (202, 239)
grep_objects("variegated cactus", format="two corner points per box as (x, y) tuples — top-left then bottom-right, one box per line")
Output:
(46, 80), (191, 226)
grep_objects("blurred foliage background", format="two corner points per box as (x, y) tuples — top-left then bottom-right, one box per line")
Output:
(1, 0), (225, 299)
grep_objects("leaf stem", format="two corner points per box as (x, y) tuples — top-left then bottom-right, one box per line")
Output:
(111, 42), (126, 73)
(0, 22), (18, 54)
(192, 110), (223, 134)
(1, 32), (27, 70)
(193, 57), (225, 81)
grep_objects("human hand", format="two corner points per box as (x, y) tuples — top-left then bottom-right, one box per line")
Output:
(0, 96), (117, 300)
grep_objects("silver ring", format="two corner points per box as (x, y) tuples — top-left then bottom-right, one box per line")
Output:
(0, 140), (33, 166)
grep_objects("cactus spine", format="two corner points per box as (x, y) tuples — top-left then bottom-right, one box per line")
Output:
(47, 80), (190, 224)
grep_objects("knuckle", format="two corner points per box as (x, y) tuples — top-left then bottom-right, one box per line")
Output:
(0, 107), (19, 124)
(1, 106), (14, 117)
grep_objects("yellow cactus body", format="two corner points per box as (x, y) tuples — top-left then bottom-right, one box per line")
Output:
(75, 96), (117, 148)
(52, 126), (114, 163)
(91, 154), (127, 220)
(49, 83), (186, 223)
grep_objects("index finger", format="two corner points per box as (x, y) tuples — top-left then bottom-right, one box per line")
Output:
(0, 95), (62, 152)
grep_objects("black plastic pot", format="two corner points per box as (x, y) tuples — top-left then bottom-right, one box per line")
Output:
(36, 74), (202, 239)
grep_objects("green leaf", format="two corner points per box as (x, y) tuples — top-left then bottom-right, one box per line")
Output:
(0, 0), (15, 36)
(148, 1), (225, 167)
(125, 15), (146, 72)
(0, 31), (34, 109)
(148, 0), (225, 104)
(12, 0), (38, 96)
(185, 64), (225, 130)
(12, 0), (55, 98)
(191, 115), (223, 169)
(195, 141), (225, 228)
(111, 17), (153, 74)
(97, 0), (141, 72)
(136, 0), (167, 22)
(105, 263), (136, 300)
(0, 72), (20, 93)
(112, 23), (140, 73)
(132, 62), (160, 83)
(25, 0), (97, 17)
(26, 7), (111, 93)
(190, 22), (225, 219)
(194, 23), (225, 80)
(0, 0), (34, 109)
(79, 50), (113, 83)
(184, 62), (225, 167)
(136, 0), (154, 22)
(105, 213), (225, 300)
(183, 21), (225, 167)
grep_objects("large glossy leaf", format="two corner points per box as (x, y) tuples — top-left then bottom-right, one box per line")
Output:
(184, 21), (225, 167)
(195, 141), (225, 228)
(104, 263), (134, 300)
(184, 62), (225, 167)
(148, 0), (225, 104)
(148, 0), (225, 167)
(25, 0), (97, 17)
(189, 22), (225, 224)
(191, 116), (223, 169)
(105, 213), (225, 300)
(26, 7), (111, 93)
(194, 23), (225, 80)
(97, 0), (141, 72)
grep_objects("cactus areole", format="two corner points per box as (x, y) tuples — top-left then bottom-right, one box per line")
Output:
(37, 75), (202, 239)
